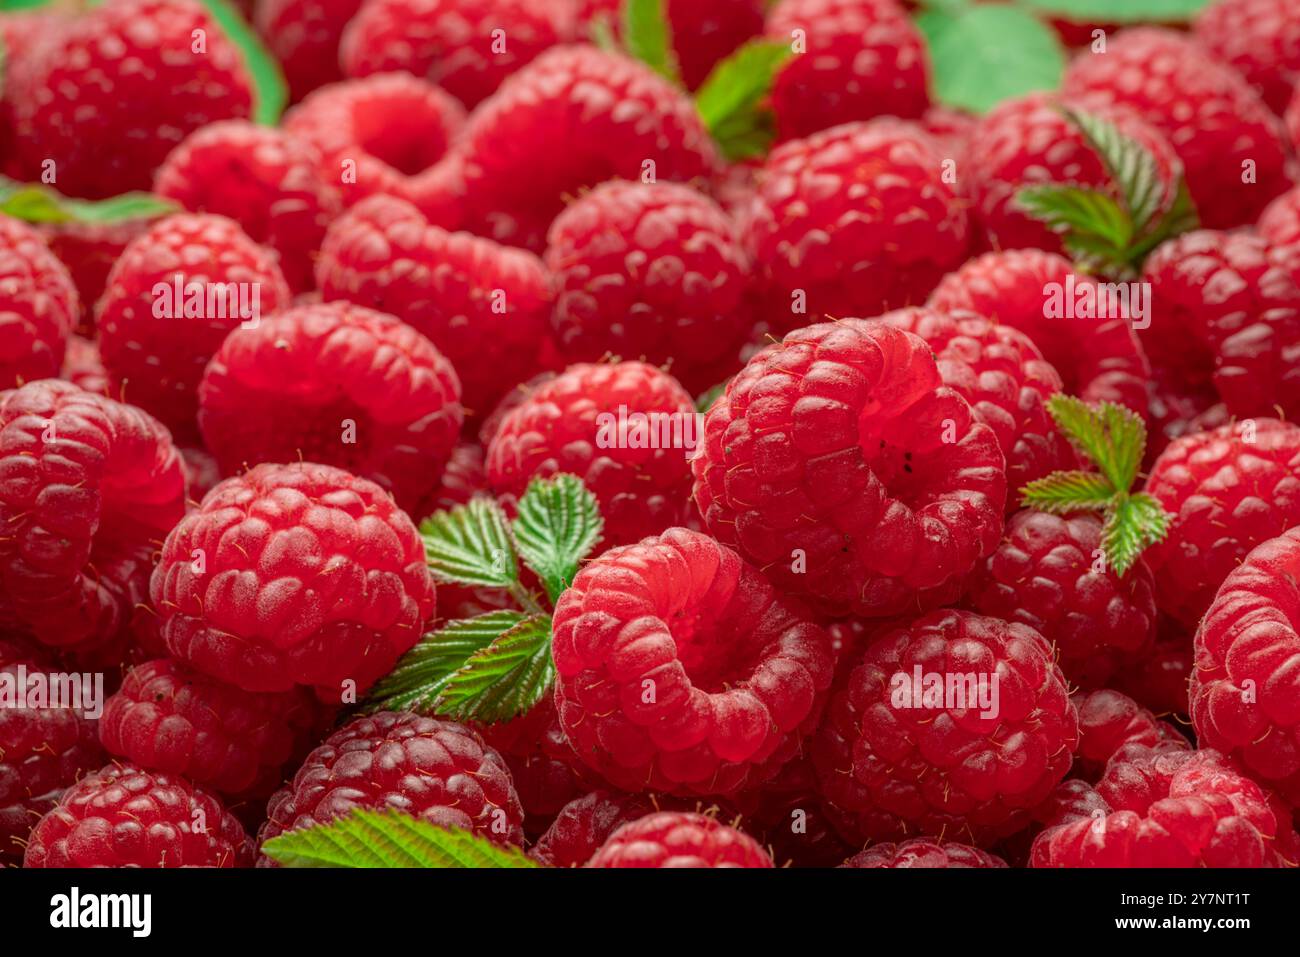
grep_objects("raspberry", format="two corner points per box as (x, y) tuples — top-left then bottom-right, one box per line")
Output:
(531, 789), (659, 868)
(317, 195), (556, 419)
(1144, 376), (1229, 466)
(476, 695), (591, 827)
(340, 0), (577, 108)
(95, 213), (292, 441)
(1192, 528), (1300, 804)
(413, 442), (488, 524)
(150, 462), (436, 696)
(1031, 748), (1297, 867)
(0, 13), (60, 179)
(1116, 620), (1196, 717)
(840, 840), (1008, 868)
(24, 763), (253, 867)
(1074, 689), (1189, 783)
(0, 637), (104, 863)
(965, 511), (1158, 688)
(485, 362), (698, 546)
(764, 0), (930, 141)
(745, 120), (970, 337)
(450, 46), (720, 251)
(38, 218), (153, 334)
(1143, 419), (1300, 628)
(61, 334), (108, 396)
(880, 307), (1074, 496)
(928, 248), (1151, 420)
(1193, 0), (1300, 114)
(283, 73), (467, 212)
(692, 320), (1006, 618)
(197, 301), (463, 513)
(812, 609), (1078, 846)
(1142, 231), (1300, 420)
(0, 216), (78, 389)
(585, 811), (773, 867)
(11, 0), (253, 199)
(543, 180), (752, 394)
(258, 711), (524, 855)
(99, 658), (327, 801)
(552, 527), (835, 795)
(0, 380), (186, 656)
(963, 93), (1179, 255)
(179, 445), (222, 503)
(154, 121), (341, 294)
(729, 756), (853, 867)
(1062, 28), (1292, 230)
(254, 0), (365, 102)
(1259, 186), (1300, 250)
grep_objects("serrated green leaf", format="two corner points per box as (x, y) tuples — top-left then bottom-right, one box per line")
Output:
(0, 178), (176, 225)
(420, 498), (519, 588)
(695, 40), (792, 161)
(1016, 0), (1212, 23)
(1017, 184), (1134, 267)
(918, 5), (1066, 114)
(262, 809), (538, 868)
(512, 474), (603, 604)
(1102, 493), (1172, 577)
(1063, 107), (1164, 233)
(1019, 470), (1116, 513)
(1046, 394), (1147, 493)
(362, 611), (525, 715)
(435, 614), (553, 723)
(196, 0), (287, 125)
(623, 0), (680, 85)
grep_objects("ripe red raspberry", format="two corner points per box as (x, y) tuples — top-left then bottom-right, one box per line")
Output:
(255, 0), (365, 102)
(544, 180), (752, 394)
(552, 527), (835, 795)
(155, 121), (341, 294)
(283, 73), (467, 212)
(764, 0), (930, 141)
(61, 334), (108, 396)
(38, 218), (154, 334)
(881, 307), (1073, 496)
(0, 216), (78, 389)
(0, 13), (60, 179)
(531, 789), (659, 868)
(258, 711), (524, 855)
(24, 763), (253, 867)
(412, 442), (488, 524)
(963, 93), (1180, 254)
(745, 120), (969, 337)
(0, 637), (104, 863)
(0, 380), (186, 656)
(586, 811), (773, 867)
(1074, 689), (1188, 783)
(1142, 231), (1300, 421)
(1031, 748), (1297, 867)
(451, 46), (720, 251)
(1144, 376), (1229, 466)
(840, 840), (1008, 868)
(10, 0), (253, 199)
(197, 301), (463, 513)
(317, 195), (556, 419)
(576, 0), (764, 91)
(692, 320), (1006, 619)
(929, 248), (1151, 420)
(150, 462), (436, 696)
(1192, 528), (1300, 804)
(1116, 620), (1196, 717)
(1194, 0), (1300, 114)
(486, 362), (698, 546)
(965, 511), (1158, 689)
(179, 445), (222, 503)
(1259, 186), (1300, 250)
(476, 696), (591, 827)
(95, 213), (292, 441)
(1289, 86), (1300, 151)
(341, 0), (576, 108)
(813, 609), (1078, 846)
(1062, 28), (1292, 230)
(729, 756), (853, 867)
(1143, 419), (1300, 628)
(99, 658), (327, 801)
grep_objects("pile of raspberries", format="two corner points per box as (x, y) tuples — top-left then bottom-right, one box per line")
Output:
(4, 0), (1300, 870)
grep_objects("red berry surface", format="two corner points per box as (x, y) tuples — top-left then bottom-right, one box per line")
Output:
(585, 810), (773, 868)
(255, 0), (366, 102)
(840, 839), (1008, 868)
(531, 789), (659, 868)
(1073, 689), (1188, 783)
(1193, 0), (1300, 114)
(0, 215), (78, 388)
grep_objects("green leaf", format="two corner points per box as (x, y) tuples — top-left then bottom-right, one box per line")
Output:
(362, 611), (525, 715)
(420, 498), (520, 589)
(695, 379), (729, 414)
(1016, 185), (1134, 270)
(0, 178), (176, 225)
(1019, 470), (1116, 513)
(1045, 395), (1147, 492)
(195, 0), (288, 125)
(1016, 0), (1212, 23)
(261, 809), (538, 868)
(917, 5), (1066, 114)
(1063, 107), (1165, 233)
(695, 40), (792, 161)
(511, 474), (603, 604)
(435, 614), (553, 723)
(1101, 492), (1172, 578)
(623, 0), (681, 85)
